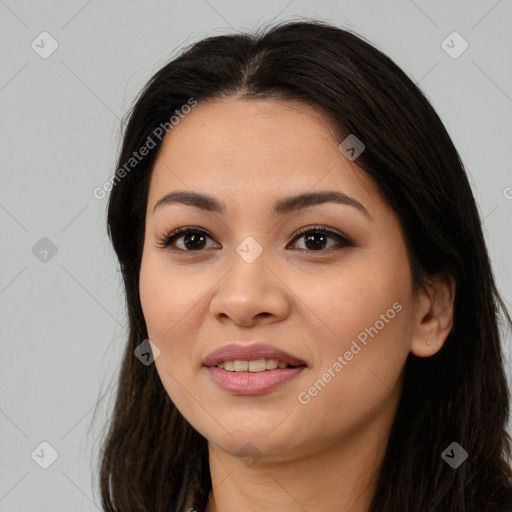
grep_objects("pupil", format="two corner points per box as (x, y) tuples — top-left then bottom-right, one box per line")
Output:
(185, 233), (206, 250)
(305, 233), (326, 250)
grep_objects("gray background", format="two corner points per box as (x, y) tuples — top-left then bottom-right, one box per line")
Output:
(1, 1), (511, 510)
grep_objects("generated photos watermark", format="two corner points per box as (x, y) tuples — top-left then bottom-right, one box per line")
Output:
(93, 97), (198, 200)
(297, 301), (403, 405)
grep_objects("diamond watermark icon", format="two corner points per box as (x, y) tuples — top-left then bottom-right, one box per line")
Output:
(237, 442), (263, 468)
(31, 32), (59, 59)
(31, 441), (59, 469)
(32, 237), (58, 263)
(441, 441), (468, 468)
(134, 339), (161, 365)
(339, 134), (365, 161)
(236, 236), (263, 264)
(441, 32), (468, 59)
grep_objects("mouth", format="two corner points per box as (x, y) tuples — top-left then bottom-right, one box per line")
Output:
(202, 343), (307, 395)
(214, 359), (304, 372)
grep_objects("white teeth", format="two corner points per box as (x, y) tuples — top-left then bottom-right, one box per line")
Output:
(223, 361), (235, 371)
(234, 360), (249, 371)
(217, 359), (294, 372)
(265, 359), (279, 370)
(248, 359), (266, 372)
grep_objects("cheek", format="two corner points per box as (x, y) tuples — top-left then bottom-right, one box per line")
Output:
(139, 254), (200, 410)
(292, 249), (414, 423)
(139, 251), (194, 338)
(139, 255), (202, 395)
(297, 305), (412, 445)
(297, 261), (411, 360)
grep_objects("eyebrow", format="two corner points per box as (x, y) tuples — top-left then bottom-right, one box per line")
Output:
(153, 190), (372, 221)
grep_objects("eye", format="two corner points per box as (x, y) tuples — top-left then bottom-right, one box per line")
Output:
(156, 226), (218, 251)
(156, 225), (351, 253)
(288, 225), (351, 252)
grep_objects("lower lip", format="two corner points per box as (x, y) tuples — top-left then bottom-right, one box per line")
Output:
(205, 366), (305, 395)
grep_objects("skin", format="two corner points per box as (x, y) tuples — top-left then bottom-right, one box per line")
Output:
(139, 97), (455, 512)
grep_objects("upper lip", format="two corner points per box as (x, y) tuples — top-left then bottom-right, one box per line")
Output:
(202, 343), (307, 367)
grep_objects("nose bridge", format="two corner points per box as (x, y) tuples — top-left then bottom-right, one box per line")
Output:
(235, 234), (266, 266)
(209, 234), (289, 324)
(226, 234), (270, 294)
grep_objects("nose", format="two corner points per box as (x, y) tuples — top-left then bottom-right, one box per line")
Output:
(209, 244), (291, 327)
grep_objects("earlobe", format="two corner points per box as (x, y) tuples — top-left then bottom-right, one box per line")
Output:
(410, 270), (456, 358)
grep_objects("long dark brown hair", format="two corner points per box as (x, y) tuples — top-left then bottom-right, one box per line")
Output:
(93, 19), (512, 511)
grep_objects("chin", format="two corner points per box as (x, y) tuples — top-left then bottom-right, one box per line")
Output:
(208, 434), (302, 462)
(193, 416), (303, 459)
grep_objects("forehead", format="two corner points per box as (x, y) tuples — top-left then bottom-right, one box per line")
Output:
(147, 98), (381, 214)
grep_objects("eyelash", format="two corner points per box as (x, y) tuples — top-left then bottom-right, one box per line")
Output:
(155, 225), (352, 253)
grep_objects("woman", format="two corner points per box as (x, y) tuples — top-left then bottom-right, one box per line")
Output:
(97, 19), (512, 511)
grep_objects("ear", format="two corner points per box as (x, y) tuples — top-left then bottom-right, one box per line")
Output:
(410, 270), (456, 358)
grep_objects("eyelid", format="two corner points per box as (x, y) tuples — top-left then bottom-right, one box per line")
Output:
(291, 224), (349, 241)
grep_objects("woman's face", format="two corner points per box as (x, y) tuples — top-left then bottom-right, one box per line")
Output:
(139, 97), (420, 461)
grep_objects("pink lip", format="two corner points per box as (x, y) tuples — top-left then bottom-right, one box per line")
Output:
(202, 343), (307, 395)
(206, 366), (305, 395)
(202, 343), (306, 367)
